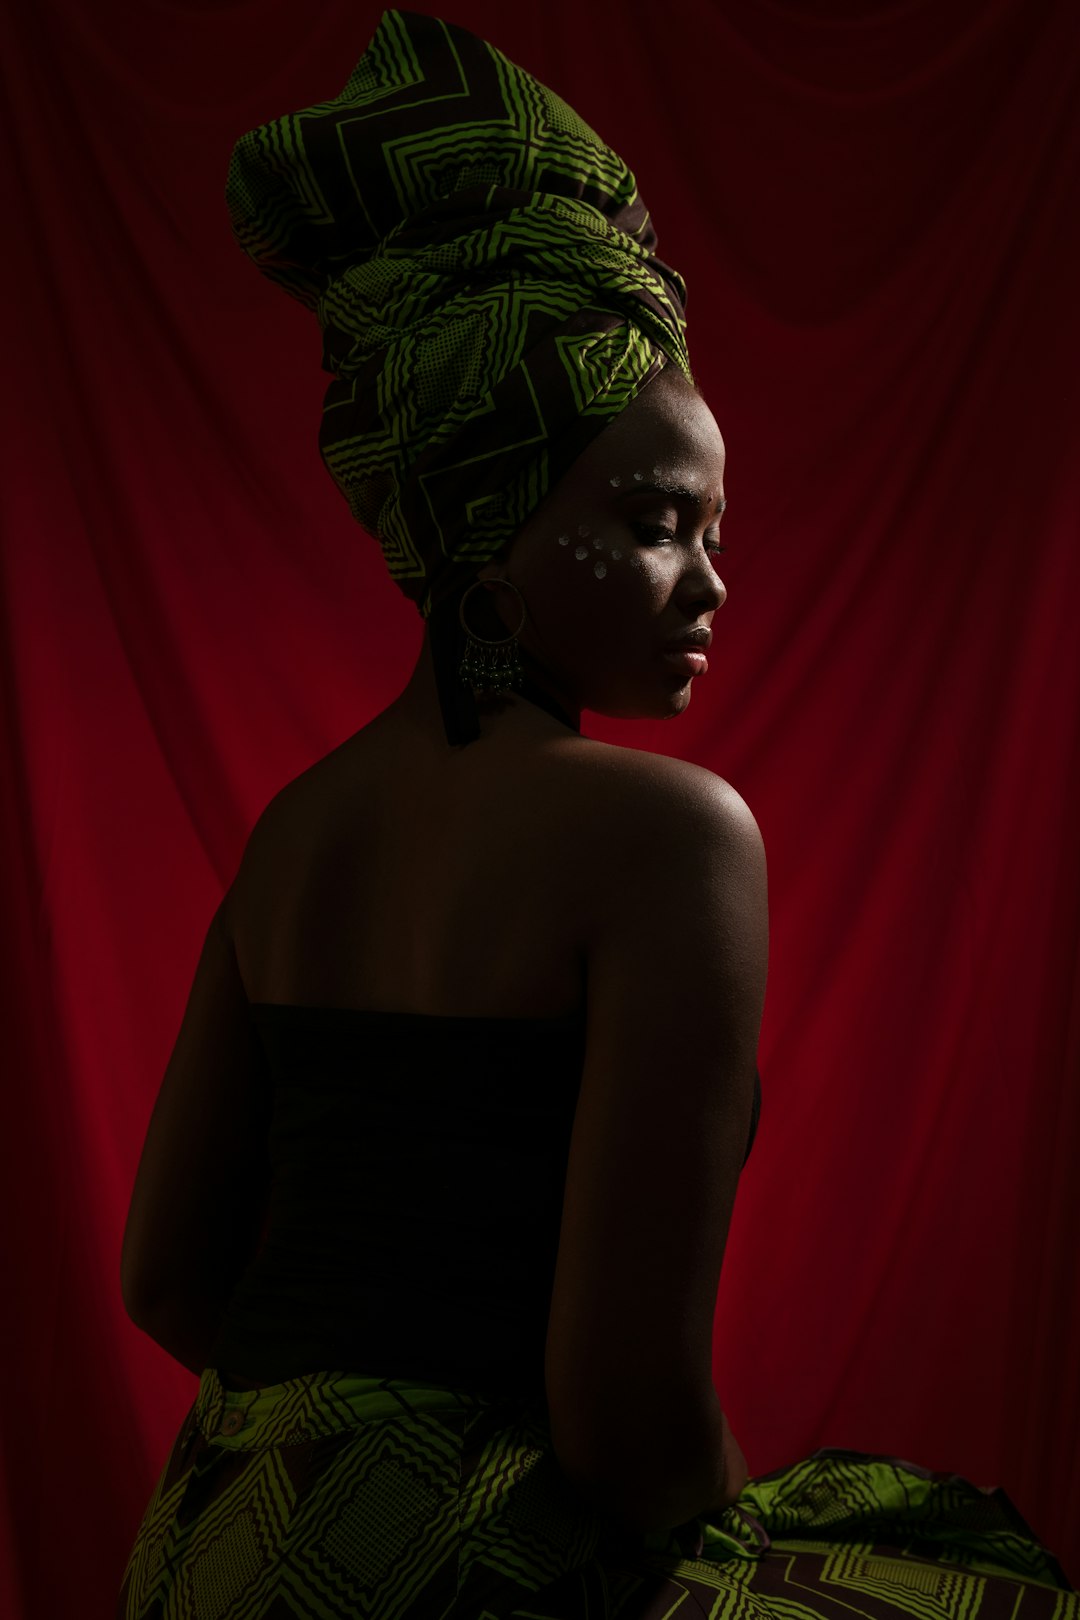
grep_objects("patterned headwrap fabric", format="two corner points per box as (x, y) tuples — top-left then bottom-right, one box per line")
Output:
(225, 8), (692, 742)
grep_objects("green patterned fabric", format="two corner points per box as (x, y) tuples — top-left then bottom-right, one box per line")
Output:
(224, 8), (691, 622)
(119, 1368), (1076, 1618)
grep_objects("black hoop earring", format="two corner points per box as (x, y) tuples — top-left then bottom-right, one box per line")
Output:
(457, 579), (528, 694)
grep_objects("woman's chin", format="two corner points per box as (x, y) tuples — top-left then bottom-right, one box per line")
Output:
(657, 676), (695, 716)
(665, 689), (694, 718)
(592, 687), (694, 723)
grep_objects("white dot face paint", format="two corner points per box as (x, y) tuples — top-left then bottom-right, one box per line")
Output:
(574, 545), (589, 560)
(610, 476), (621, 487)
(610, 549), (622, 561)
(633, 471), (644, 481)
(557, 533), (570, 546)
(652, 465), (662, 478)
(577, 524), (590, 537)
(592, 538), (604, 549)
(594, 562), (607, 579)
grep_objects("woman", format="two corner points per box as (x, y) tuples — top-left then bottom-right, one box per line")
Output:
(118, 12), (1075, 1618)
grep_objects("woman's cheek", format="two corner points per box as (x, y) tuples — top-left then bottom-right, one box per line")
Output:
(554, 525), (627, 583)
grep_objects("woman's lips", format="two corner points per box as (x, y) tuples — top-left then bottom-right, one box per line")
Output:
(661, 649), (709, 676)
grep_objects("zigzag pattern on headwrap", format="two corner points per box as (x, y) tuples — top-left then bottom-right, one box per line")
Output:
(225, 8), (692, 621)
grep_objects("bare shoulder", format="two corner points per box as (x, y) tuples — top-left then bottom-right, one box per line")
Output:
(221, 764), (323, 929)
(562, 732), (752, 804)
(554, 737), (765, 877)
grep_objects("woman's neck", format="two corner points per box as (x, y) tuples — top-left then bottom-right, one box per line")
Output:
(386, 631), (583, 745)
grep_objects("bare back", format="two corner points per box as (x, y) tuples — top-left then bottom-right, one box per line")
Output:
(228, 706), (661, 1019)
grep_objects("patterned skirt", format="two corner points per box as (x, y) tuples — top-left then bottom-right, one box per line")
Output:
(119, 1368), (1077, 1620)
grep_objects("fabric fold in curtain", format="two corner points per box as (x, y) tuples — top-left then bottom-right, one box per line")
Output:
(2, 0), (1078, 1614)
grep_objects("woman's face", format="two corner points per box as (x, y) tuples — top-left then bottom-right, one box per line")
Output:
(476, 364), (728, 723)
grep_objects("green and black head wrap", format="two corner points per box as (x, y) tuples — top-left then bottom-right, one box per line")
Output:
(225, 8), (692, 743)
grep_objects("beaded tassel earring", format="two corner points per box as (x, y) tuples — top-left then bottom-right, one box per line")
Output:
(457, 578), (527, 694)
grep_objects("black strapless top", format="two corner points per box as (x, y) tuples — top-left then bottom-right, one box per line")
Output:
(210, 1004), (762, 1396)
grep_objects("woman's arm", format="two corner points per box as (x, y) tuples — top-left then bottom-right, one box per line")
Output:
(545, 757), (768, 1535)
(121, 891), (272, 1371)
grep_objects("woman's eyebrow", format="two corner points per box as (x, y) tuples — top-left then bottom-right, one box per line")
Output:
(616, 481), (727, 515)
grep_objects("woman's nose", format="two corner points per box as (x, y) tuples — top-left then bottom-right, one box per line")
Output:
(689, 554), (731, 609)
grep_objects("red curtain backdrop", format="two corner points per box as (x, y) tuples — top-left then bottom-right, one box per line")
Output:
(3, 1), (1079, 1613)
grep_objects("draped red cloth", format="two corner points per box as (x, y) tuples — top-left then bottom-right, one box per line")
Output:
(3, 1), (1078, 1613)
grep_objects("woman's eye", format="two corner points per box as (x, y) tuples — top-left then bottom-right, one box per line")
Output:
(632, 522), (726, 557)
